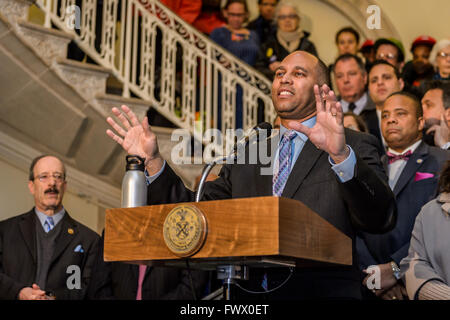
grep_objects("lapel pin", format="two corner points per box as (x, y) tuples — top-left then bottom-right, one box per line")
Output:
(417, 159), (423, 164)
(68, 228), (74, 235)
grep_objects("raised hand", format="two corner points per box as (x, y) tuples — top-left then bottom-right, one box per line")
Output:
(106, 105), (164, 175)
(426, 114), (450, 148)
(285, 84), (349, 163)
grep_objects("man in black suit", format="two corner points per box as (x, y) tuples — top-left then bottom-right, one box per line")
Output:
(367, 60), (405, 150)
(334, 54), (382, 146)
(106, 51), (396, 299)
(0, 155), (100, 300)
(357, 92), (449, 300)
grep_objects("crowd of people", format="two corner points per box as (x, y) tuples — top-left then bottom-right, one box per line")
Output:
(1, 0), (449, 301)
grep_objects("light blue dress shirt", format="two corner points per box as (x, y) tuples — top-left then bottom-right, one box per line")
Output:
(34, 207), (65, 230)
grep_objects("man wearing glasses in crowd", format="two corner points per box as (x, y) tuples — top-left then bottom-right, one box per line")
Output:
(0, 155), (100, 300)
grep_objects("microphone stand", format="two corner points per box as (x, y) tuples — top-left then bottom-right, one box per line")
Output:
(196, 148), (249, 300)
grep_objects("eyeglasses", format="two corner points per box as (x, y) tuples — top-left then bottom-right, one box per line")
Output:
(34, 173), (65, 183)
(437, 52), (450, 58)
(377, 53), (397, 60)
(278, 14), (298, 20)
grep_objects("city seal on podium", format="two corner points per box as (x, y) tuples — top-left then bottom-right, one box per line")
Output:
(163, 204), (207, 257)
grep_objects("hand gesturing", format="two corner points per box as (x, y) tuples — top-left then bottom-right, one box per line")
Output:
(106, 105), (164, 175)
(285, 84), (349, 163)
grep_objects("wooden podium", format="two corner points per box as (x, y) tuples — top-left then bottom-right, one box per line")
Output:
(104, 196), (352, 269)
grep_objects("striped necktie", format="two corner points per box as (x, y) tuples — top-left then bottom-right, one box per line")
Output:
(44, 216), (55, 233)
(273, 130), (297, 196)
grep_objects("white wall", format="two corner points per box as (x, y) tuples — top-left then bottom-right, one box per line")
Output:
(0, 158), (102, 234)
(376, 0), (450, 61)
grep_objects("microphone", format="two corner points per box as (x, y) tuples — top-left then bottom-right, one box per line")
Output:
(195, 122), (273, 202)
(232, 122), (272, 156)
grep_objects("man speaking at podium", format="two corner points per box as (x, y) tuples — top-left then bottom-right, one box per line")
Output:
(106, 51), (396, 300)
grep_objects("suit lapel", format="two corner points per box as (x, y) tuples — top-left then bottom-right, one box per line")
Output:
(255, 132), (278, 196)
(282, 139), (324, 199)
(381, 155), (389, 176)
(50, 213), (78, 265)
(393, 142), (428, 196)
(19, 210), (37, 263)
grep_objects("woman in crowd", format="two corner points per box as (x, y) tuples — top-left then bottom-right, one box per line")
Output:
(400, 161), (450, 300)
(430, 39), (450, 81)
(343, 112), (368, 133)
(210, 0), (260, 129)
(255, 1), (318, 80)
(210, 0), (260, 66)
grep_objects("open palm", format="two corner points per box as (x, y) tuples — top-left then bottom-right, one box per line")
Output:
(106, 105), (160, 166)
(287, 84), (348, 162)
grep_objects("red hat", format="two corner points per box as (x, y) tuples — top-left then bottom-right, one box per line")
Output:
(411, 35), (436, 52)
(360, 39), (374, 51)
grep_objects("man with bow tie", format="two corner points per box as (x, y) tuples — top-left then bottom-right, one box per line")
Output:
(358, 92), (449, 300)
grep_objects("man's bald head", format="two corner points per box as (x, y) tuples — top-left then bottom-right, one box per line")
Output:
(287, 51), (330, 86)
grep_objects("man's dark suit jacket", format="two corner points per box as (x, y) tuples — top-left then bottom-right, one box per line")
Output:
(357, 141), (449, 268)
(339, 94), (384, 155)
(147, 129), (397, 299)
(359, 96), (382, 146)
(87, 233), (210, 300)
(0, 209), (100, 300)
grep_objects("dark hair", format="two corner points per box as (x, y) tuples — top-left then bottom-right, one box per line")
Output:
(439, 160), (450, 193)
(368, 59), (401, 79)
(335, 27), (360, 45)
(258, 0), (278, 5)
(386, 91), (423, 118)
(423, 80), (450, 110)
(333, 53), (366, 74)
(374, 39), (405, 63)
(224, 0), (248, 12)
(29, 155), (66, 181)
(343, 112), (368, 133)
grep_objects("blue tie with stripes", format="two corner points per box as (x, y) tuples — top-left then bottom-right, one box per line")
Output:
(44, 216), (55, 233)
(263, 130), (297, 291)
(273, 130), (297, 196)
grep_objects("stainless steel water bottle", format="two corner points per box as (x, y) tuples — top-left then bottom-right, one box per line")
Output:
(121, 155), (147, 208)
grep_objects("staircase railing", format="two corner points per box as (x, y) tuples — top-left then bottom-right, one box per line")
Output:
(35, 0), (275, 137)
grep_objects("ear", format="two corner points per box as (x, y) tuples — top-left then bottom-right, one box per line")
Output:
(61, 180), (67, 193)
(399, 78), (404, 91)
(223, 8), (228, 20)
(28, 180), (35, 196)
(445, 108), (450, 126)
(363, 71), (368, 85)
(418, 116), (425, 131)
